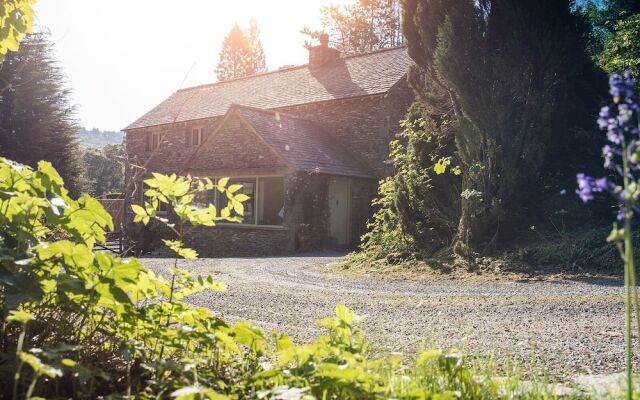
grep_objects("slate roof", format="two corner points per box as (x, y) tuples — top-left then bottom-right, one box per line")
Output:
(216, 105), (372, 178)
(126, 47), (410, 130)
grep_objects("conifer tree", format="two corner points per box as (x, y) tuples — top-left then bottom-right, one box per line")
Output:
(399, 0), (603, 252)
(246, 18), (266, 75)
(215, 21), (267, 81)
(0, 32), (85, 196)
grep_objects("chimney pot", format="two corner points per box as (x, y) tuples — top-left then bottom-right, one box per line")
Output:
(319, 33), (329, 47)
(308, 34), (340, 68)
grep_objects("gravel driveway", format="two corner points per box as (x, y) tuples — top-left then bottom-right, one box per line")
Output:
(143, 255), (632, 377)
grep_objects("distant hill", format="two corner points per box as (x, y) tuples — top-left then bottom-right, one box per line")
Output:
(76, 127), (123, 148)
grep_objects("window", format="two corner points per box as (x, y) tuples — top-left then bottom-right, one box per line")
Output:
(188, 127), (205, 146)
(147, 132), (163, 151)
(212, 177), (284, 226)
(258, 177), (284, 225)
(217, 179), (255, 224)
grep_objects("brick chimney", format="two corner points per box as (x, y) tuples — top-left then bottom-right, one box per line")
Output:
(308, 33), (340, 68)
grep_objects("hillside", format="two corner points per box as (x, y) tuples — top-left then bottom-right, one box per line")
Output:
(76, 127), (123, 148)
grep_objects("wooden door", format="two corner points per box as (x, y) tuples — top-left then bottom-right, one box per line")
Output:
(328, 177), (350, 246)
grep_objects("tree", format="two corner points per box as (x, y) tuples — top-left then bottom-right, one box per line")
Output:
(579, 0), (640, 55)
(83, 144), (124, 196)
(302, 0), (402, 56)
(601, 13), (640, 78)
(0, 32), (85, 196)
(215, 21), (267, 81)
(398, 0), (603, 253)
(246, 18), (266, 75)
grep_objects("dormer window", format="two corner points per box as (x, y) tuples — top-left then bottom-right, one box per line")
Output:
(188, 127), (205, 146)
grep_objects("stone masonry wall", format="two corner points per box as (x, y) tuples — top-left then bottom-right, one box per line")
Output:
(185, 225), (292, 257)
(125, 117), (221, 175)
(188, 114), (285, 172)
(276, 79), (414, 177)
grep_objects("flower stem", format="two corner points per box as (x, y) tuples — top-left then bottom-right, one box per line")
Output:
(624, 214), (635, 400)
(622, 140), (636, 399)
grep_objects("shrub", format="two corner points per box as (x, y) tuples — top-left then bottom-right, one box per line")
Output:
(0, 157), (579, 398)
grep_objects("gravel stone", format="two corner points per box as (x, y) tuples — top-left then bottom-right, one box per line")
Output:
(142, 255), (635, 376)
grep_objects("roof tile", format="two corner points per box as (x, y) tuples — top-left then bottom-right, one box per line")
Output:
(126, 47), (410, 130)
(233, 105), (373, 178)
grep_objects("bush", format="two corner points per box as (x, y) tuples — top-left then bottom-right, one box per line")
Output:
(0, 157), (578, 398)
(351, 103), (461, 262)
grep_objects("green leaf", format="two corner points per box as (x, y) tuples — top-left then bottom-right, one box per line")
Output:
(19, 352), (63, 378)
(217, 177), (229, 190)
(233, 201), (244, 216)
(335, 304), (354, 325)
(131, 204), (146, 216)
(162, 240), (198, 260)
(6, 309), (34, 324)
(234, 194), (250, 203)
(228, 184), (242, 194)
(416, 349), (442, 366)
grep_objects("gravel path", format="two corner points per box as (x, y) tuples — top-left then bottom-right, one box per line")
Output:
(143, 255), (633, 376)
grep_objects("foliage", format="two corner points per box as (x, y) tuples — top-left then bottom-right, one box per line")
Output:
(82, 144), (124, 196)
(0, 32), (85, 196)
(601, 14), (640, 78)
(0, 0), (34, 64)
(399, 0), (603, 253)
(576, 71), (640, 399)
(76, 127), (123, 148)
(0, 158), (254, 398)
(354, 177), (412, 261)
(215, 21), (267, 82)
(356, 102), (461, 260)
(575, 0), (640, 64)
(0, 156), (584, 398)
(302, 0), (402, 56)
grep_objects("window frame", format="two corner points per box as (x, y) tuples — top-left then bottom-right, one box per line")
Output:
(212, 175), (285, 228)
(148, 132), (163, 151)
(190, 127), (205, 147)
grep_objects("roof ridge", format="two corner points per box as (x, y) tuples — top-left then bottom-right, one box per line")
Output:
(231, 103), (312, 122)
(176, 46), (408, 94)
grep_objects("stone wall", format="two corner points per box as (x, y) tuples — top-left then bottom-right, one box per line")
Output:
(185, 225), (292, 257)
(188, 113), (285, 172)
(125, 117), (221, 175)
(276, 80), (414, 177)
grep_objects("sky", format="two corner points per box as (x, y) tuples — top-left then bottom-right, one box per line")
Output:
(33, 0), (351, 132)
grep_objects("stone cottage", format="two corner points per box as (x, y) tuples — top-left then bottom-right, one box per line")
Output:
(124, 39), (414, 256)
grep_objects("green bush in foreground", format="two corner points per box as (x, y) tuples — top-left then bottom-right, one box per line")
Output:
(0, 157), (576, 399)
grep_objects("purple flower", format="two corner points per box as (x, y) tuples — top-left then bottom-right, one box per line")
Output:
(610, 73), (635, 101)
(618, 103), (633, 125)
(598, 106), (611, 129)
(576, 173), (609, 202)
(603, 145), (617, 169)
(578, 71), (638, 210)
(607, 126), (623, 144)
